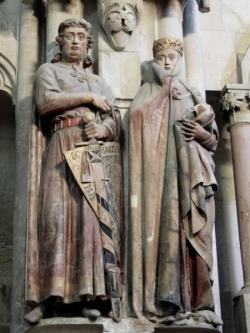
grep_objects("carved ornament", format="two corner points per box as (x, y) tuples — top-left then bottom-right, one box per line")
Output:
(221, 84), (250, 124)
(98, 0), (143, 51)
(0, 53), (16, 97)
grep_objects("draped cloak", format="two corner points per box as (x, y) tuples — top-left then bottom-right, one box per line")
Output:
(129, 63), (218, 319)
(25, 62), (122, 311)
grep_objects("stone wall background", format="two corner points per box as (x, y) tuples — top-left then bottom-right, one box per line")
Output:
(198, 0), (250, 89)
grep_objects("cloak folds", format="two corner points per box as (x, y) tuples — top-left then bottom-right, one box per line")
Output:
(129, 64), (218, 320)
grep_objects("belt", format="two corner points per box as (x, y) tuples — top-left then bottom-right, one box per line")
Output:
(51, 117), (85, 133)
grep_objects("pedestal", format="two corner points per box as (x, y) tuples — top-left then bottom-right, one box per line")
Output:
(25, 318), (154, 333)
(234, 294), (250, 333)
(155, 327), (219, 333)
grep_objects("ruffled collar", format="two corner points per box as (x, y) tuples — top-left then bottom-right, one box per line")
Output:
(152, 62), (192, 100)
(151, 61), (181, 85)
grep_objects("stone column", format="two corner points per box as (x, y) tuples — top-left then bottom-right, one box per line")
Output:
(10, 2), (39, 333)
(157, 0), (185, 40)
(183, 0), (205, 95)
(221, 84), (250, 333)
(46, 0), (84, 61)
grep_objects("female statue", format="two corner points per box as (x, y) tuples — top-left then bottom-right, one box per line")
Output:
(129, 37), (221, 327)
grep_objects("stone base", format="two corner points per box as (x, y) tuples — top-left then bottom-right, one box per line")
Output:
(25, 317), (221, 333)
(155, 326), (220, 333)
(25, 318), (154, 333)
(234, 293), (250, 333)
(0, 324), (10, 333)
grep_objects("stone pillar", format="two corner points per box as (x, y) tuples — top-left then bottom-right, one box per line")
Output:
(213, 89), (243, 333)
(46, 0), (84, 61)
(221, 84), (250, 332)
(183, 0), (205, 95)
(157, 0), (184, 40)
(10, 2), (39, 333)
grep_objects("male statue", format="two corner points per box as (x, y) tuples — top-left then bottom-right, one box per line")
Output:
(129, 37), (222, 327)
(25, 18), (122, 324)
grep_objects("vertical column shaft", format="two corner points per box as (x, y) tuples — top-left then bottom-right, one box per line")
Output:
(157, 0), (184, 40)
(183, 0), (205, 95)
(221, 86), (250, 293)
(230, 120), (250, 290)
(10, 2), (39, 333)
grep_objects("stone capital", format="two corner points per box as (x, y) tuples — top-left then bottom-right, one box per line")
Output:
(221, 84), (250, 125)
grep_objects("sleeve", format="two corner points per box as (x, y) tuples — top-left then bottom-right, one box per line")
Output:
(200, 121), (219, 153)
(36, 63), (90, 116)
(99, 78), (121, 142)
(36, 64), (61, 115)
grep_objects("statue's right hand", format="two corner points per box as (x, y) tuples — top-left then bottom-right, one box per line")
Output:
(91, 93), (111, 112)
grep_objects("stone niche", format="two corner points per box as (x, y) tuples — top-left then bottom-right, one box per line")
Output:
(0, 91), (15, 333)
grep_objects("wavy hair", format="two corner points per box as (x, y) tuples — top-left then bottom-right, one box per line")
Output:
(52, 18), (94, 68)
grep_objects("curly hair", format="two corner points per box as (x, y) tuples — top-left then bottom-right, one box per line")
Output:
(52, 18), (94, 68)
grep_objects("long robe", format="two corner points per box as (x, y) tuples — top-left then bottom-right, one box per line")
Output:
(129, 62), (218, 319)
(26, 62), (122, 307)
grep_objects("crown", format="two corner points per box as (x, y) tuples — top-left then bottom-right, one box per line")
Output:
(153, 38), (183, 57)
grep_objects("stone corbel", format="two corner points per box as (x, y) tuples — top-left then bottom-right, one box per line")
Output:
(98, 0), (143, 51)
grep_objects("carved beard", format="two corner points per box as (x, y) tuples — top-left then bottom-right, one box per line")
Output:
(104, 4), (137, 51)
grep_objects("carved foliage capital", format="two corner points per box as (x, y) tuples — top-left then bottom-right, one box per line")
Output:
(221, 85), (250, 114)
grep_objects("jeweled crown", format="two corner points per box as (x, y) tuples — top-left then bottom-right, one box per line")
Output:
(153, 38), (183, 57)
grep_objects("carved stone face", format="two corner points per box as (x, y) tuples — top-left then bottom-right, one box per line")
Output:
(60, 26), (88, 63)
(98, 0), (142, 51)
(155, 49), (181, 75)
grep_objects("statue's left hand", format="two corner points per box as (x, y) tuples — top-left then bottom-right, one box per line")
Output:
(84, 122), (110, 140)
(181, 120), (211, 142)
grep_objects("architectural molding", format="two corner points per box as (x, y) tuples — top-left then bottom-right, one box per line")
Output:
(0, 52), (16, 98)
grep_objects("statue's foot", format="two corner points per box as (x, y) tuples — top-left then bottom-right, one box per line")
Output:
(24, 305), (44, 324)
(82, 307), (101, 320)
(195, 310), (223, 326)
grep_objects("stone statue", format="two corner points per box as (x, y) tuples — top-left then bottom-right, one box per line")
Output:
(25, 18), (122, 324)
(98, 0), (143, 51)
(129, 38), (222, 327)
